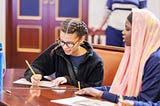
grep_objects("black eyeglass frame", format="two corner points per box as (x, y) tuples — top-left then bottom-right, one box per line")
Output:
(58, 38), (80, 48)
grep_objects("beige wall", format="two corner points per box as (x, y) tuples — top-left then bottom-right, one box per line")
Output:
(88, 0), (160, 29)
(147, 0), (160, 19)
(88, 0), (107, 29)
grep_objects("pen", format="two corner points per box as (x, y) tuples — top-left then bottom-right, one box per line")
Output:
(120, 95), (125, 106)
(120, 95), (123, 100)
(78, 81), (81, 90)
(25, 60), (36, 75)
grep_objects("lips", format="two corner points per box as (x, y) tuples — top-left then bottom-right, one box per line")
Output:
(123, 39), (125, 42)
(64, 49), (71, 54)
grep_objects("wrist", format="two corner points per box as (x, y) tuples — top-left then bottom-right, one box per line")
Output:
(96, 91), (103, 99)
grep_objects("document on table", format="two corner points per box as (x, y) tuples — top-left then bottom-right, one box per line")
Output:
(13, 78), (55, 88)
(51, 96), (115, 106)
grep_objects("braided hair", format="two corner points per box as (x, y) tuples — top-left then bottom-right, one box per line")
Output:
(50, 19), (88, 56)
(60, 19), (88, 37)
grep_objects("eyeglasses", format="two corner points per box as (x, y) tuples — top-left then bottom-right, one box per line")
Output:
(58, 39), (79, 48)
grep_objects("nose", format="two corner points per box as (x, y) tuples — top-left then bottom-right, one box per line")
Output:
(122, 30), (125, 42)
(62, 44), (71, 51)
(122, 30), (125, 35)
(62, 44), (68, 48)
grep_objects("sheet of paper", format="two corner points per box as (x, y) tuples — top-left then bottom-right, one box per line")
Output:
(51, 96), (115, 106)
(13, 78), (55, 88)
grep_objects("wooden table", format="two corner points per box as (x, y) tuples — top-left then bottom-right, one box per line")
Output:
(1, 69), (116, 106)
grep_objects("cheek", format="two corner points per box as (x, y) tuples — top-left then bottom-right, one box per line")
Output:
(126, 31), (131, 39)
(128, 32), (131, 42)
(125, 34), (131, 45)
(71, 46), (78, 52)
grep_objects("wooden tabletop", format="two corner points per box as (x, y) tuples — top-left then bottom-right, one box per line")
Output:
(1, 69), (116, 106)
(1, 69), (78, 106)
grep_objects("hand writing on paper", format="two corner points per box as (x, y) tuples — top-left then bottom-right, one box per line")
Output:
(75, 87), (103, 98)
(51, 77), (67, 86)
(31, 74), (42, 85)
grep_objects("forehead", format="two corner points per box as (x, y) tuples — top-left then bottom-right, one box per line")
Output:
(60, 31), (78, 41)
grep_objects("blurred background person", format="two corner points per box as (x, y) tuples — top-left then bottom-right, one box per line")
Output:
(91, 0), (147, 47)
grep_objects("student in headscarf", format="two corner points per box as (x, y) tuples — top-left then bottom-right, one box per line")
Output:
(75, 9), (160, 103)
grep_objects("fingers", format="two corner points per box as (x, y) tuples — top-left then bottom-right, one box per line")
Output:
(75, 89), (86, 95)
(118, 99), (134, 106)
(51, 77), (67, 86)
(52, 79), (61, 86)
(60, 79), (67, 84)
(75, 88), (103, 98)
(118, 99), (126, 106)
(75, 88), (91, 95)
(92, 27), (98, 32)
(90, 27), (99, 32)
(31, 74), (42, 85)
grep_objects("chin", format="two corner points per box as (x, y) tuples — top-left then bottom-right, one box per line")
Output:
(126, 43), (131, 46)
(125, 42), (130, 46)
(64, 51), (72, 55)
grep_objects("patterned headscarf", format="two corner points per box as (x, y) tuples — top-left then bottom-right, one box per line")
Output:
(109, 9), (160, 96)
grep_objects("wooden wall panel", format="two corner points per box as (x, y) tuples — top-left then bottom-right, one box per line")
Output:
(6, 0), (88, 68)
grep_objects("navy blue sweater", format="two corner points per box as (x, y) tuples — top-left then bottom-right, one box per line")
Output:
(134, 101), (160, 106)
(96, 48), (160, 103)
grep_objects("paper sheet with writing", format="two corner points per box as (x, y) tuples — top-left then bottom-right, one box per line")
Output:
(51, 96), (115, 106)
(13, 78), (55, 88)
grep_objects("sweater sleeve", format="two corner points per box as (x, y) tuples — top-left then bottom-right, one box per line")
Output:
(139, 0), (147, 8)
(99, 51), (160, 103)
(24, 67), (43, 82)
(24, 43), (57, 81)
(95, 86), (119, 103)
(134, 101), (160, 106)
(104, 0), (112, 17)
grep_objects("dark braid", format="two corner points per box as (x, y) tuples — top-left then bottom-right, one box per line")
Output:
(60, 19), (88, 37)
